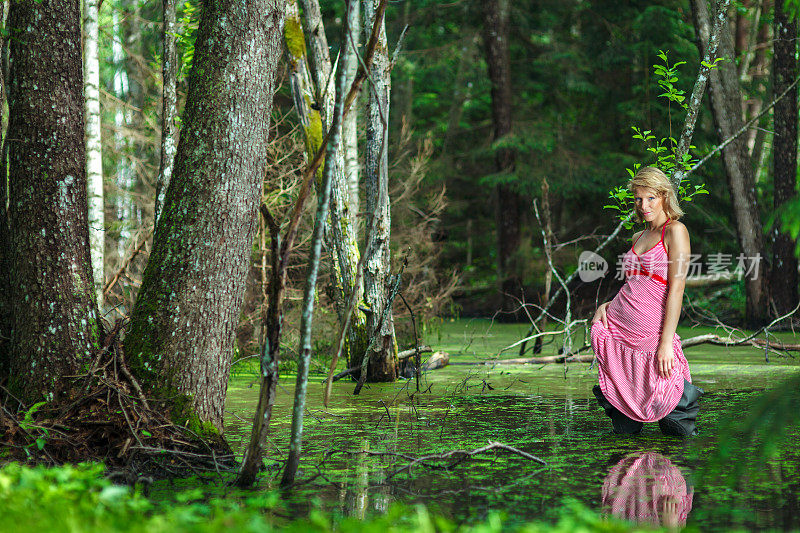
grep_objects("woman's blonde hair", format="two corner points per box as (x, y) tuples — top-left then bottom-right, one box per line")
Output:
(627, 166), (684, 223)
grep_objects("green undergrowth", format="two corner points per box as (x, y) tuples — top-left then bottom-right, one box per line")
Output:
(0, 462), (680, 533)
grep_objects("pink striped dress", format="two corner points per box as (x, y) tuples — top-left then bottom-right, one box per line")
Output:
(591, 219), (691, 422)
(602, 452), (694, 526)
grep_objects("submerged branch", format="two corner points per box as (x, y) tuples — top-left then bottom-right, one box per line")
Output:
(382, 441), (547, 479)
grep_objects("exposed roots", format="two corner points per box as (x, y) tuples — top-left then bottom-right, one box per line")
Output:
(0, 319), (237, 478)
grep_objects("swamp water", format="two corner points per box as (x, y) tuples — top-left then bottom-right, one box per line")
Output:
(220, 320), (800, 530)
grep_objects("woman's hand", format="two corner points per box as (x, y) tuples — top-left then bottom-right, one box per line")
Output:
(592, 302), (610, 328)
(656, 341), (674, 378)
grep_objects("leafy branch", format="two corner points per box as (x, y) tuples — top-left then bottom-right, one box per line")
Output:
(605, 50), (717, 228)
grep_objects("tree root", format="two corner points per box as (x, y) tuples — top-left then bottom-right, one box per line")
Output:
(0, 319), (236, 479)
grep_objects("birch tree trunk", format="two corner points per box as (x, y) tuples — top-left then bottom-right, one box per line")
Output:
(343, 0), (360, 225)
(362, 0), (396, 381)
(155, 0), (178, 225)
(6, 0), (101, 401)
(769, 0), (798, 317)
(691, 0), (769, 326)
(286, 0), (370, 373)
(482, 0), (524, 318)
(125, 0), (286, 432)
(84, 0), (104, 309)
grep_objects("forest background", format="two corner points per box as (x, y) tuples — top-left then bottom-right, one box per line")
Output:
(1, 0), (799, 483)
(90, 0), (797, 345)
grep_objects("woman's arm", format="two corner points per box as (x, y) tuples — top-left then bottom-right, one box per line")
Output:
(657, 222), (691, 378)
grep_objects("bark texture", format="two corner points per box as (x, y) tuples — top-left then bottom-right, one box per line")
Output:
(84, 0), (104, 307)
(0, 0), (9, 379)
(286, 0), (370, 373)
(125, 0), (286, 431)
(6, 0), (100, 401)
(482, 0), (524, 317)
(281, 0), (356, 488)
(691, 0), (769, 326)
(155, 0), (178, 225)
(770, 0), (798, 317)
(363, 0), (397, 381)
(343, 0), (360, 223)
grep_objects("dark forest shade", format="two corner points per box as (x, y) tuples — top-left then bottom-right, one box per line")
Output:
(124, 0), (287, 432)
(770, 0), (799, 317)
(4, 0), (101, 400)
(483, 0), (524, 318)
(0, 1), (8, 380)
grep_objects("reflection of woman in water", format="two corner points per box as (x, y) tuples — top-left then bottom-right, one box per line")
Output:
(602, 451), (694, 528)
(591, 167), (702, 436)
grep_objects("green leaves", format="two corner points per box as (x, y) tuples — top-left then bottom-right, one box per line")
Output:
(653, 50), (688, 111)
(701, 57), (726, 69)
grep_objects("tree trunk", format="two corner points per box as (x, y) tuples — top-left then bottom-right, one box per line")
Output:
(125, 0), (286, 432)
(362, 0), (396, 381)
(770, 0), (798, 318)
(155, 0), (178, 225)
(0, 0), (9, 380)
(6, 0), (100, 401)
(281, 0), (356, 488)
(287, 0), (370, 374)
(84, 0), (104, 309)
(691, 0), (769, 326)
(482, 0), (523, 318)
(236, 208), (282, 487)
(343, 0), (360, 226)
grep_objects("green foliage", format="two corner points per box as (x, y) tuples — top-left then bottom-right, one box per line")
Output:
(176, 1), (201, 82)
(784, 0), (800, 21)
(603, 51), (711, 228)
(16, 401), (50, 457)
(653, 50), (688, 111)
(20, 401), (47, 431)
(0, 462), (663, 532)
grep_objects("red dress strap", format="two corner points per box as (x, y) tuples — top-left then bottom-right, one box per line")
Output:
(660, 218), (671, 254)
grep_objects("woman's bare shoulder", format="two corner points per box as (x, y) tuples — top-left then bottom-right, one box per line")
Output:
(666, 220), (690, 238)
(632, 229), (644, 242)
(664, 220), (690, 254)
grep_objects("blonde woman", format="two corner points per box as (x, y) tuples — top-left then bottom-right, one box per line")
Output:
(591, 167), (702, 436)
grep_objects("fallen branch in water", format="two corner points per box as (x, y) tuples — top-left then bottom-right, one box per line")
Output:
(681, 334), (800, 351)
(329, 346), (432, 382)
(453, 353), (596, 366)
(379, 441), (547, 479)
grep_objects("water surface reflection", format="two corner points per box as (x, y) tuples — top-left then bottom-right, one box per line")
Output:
(602, 451), (693, 529)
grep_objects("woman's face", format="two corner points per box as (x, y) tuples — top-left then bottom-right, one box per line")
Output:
(634, 187), (663, 222)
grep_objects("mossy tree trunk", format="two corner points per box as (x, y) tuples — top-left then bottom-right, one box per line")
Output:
(125, 0), (286, 432)
(5, 0), (101, 401)
(363, 0), (397, 381)
(281, 0), (356, 487)
(285, 0), (370, 375)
